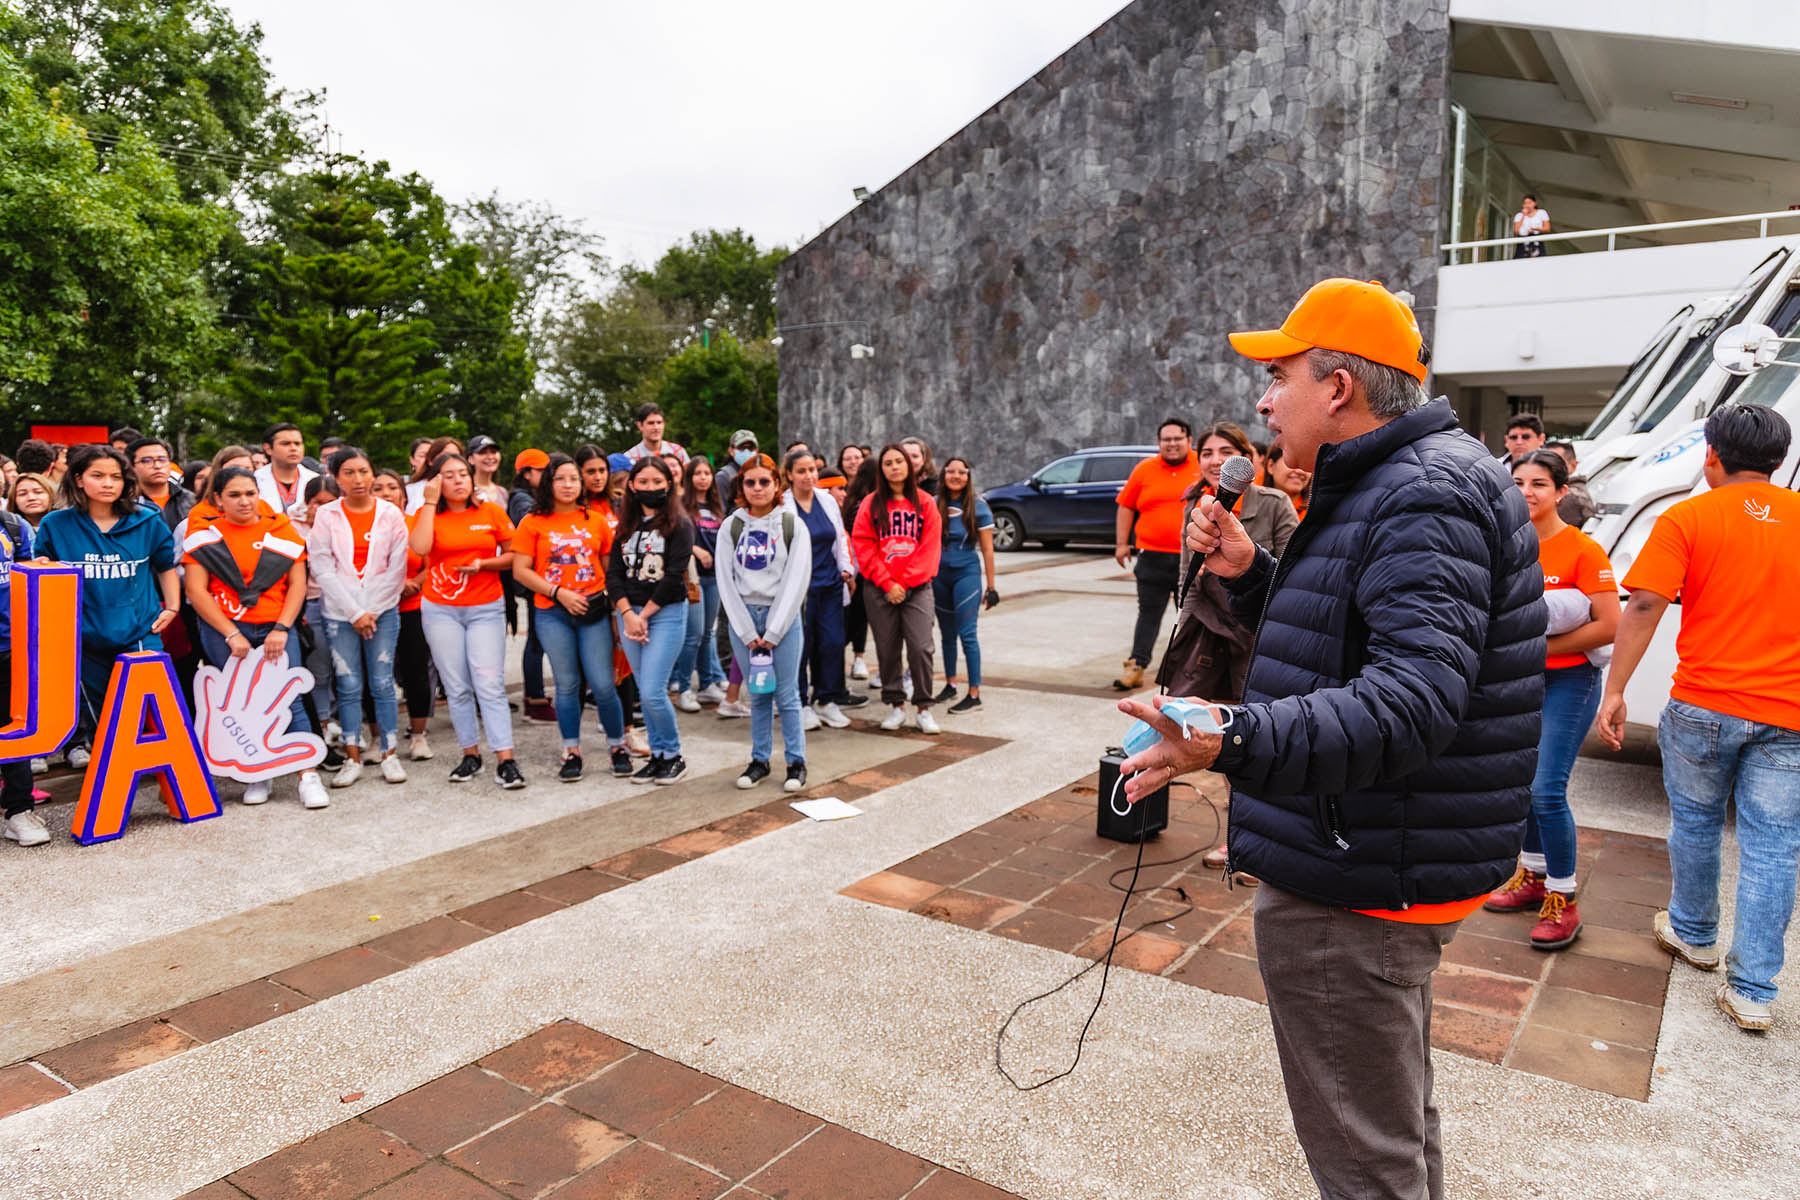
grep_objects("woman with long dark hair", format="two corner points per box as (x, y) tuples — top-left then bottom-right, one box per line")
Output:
(674, 456), (728, 709)
(932, 457), (997, 713)
(373, 468), (437, 760)
(513, 453), (630, 781)
(900, 436), (939, 496)
(608, 457), (694, 784)
(851, 443), (942, 733)
(405, 435), (464, 514)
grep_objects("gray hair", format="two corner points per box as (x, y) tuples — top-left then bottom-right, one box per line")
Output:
(1305, 349), (1428, 420)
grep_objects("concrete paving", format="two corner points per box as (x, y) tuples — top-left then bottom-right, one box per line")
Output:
(2, 552), (1795, 1199)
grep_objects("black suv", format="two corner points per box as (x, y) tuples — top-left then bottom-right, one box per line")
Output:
(982, 446), (1156, 551)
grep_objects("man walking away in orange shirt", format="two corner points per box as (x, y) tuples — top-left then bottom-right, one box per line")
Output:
(1112, 417), (1201, 690)
(1598, 404), (1800, 1034)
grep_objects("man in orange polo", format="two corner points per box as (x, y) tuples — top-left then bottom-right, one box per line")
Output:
(1121, 279), (1545, 1199)
(1112, 416), (1200, 690)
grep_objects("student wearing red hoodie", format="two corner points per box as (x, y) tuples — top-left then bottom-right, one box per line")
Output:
(851, 443), (943, 733)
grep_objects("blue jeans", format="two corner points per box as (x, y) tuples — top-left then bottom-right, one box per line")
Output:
(674, 575), (725, 691)
(197, 620), (312, 738)
(1521, 663), (1600, 882)
(933, 557), (984, 688)
(1660, 700), (1800, 1005)
(620, 601), (687, 758)
(324, 609), (400, 753)
(729, 605), (806, 766)
(798, 582), (846, 705)
(420, 599), (513, 753)
(535, 601), (626, 749)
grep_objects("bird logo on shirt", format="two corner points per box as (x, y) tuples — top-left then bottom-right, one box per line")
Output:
(1744, 499), (1780, 524)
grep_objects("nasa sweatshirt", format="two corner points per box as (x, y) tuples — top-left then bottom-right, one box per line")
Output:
(716, 508), (812, 645)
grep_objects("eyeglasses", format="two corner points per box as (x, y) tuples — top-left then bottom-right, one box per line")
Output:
(134, 456), (171, 466)
(742, 478), (775, 488)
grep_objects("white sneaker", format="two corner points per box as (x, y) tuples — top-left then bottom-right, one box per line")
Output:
(3, 811), (50, 846)
(380, 754), (408, 784)
(815, 702), (851, 729)
(242, 781), (271, 806)
(298, 772), (330, 809)
(851, 655), (869, 680)
(879, 705), (906, 731)
(915, 708), (941, 735)
(868, 671), (881, 690)
(67, 745), (91, 770)
(800, 705), (822, 731)
(29, 757), (47, 776)
(696, 683), (728, 705)
(331, 759), (363, 788)
(324, 720), (344, 747)
(717, 699), (750, 719)
(409, 733), (434, 761)
(676, 689), (701, 713)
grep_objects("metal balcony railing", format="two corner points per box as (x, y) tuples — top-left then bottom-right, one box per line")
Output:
(1441, 208), (1800, 263)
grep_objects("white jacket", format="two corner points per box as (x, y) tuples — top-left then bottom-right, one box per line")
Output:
(254, 462), (319, 518)
(307, 498), (411, 621)
(782, 488), (854, 596)
(717, 507), (812, 646)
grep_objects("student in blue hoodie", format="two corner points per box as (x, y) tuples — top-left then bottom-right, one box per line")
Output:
(0, 509), (48, 848)
(34, 445), (181, 764)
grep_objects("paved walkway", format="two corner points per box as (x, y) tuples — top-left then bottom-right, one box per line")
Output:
(1, 552), (1795, 1198)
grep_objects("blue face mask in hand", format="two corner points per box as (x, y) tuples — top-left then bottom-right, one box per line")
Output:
(1121, 698), (1234, 759)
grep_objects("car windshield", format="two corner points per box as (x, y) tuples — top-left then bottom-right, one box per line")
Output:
(1582, 310), (1687, 439)
(1632, 254), (1789, 434)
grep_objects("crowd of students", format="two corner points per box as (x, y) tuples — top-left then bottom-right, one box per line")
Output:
(0, 404), (1001, 847)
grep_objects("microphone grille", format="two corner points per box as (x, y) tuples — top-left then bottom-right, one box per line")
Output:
(1220, 455), (1257, 492)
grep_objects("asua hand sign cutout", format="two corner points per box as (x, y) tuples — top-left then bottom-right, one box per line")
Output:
(194, 655), (327, 782)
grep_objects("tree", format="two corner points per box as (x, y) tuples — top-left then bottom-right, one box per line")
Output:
(623, 228), (787, 342)
(0, 47), (228, 441)
(656, 332), (777, 463)
(535, 282), (676, 452)
(455, 192), (605, 346)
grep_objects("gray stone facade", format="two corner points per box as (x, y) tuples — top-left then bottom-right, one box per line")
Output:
(777, 0), (1450, 487)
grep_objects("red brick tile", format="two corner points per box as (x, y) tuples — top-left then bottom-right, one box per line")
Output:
(1204, 917), (1257, 958)
(36, 1016), (198, 1089)
(446, 1104), (629, 1198)
(1038, 825), (1123, 855)
(364, 1065), (537, 1155)
(1167, 947), (1267, 1004)
(1441, 932), (1550, 982)
(1565, 923), (1671, 971)
(908, 1169), (1025, 1199)
(990, 906), (1102, 953)
(229, 1119), (423, 1200)
(162, 980), (310, 1042)
(1428, 1004), (1515, 1063)
(451, 890), (567, 933)
(1079, 930), (1185, 974)
(177, 1182), (253, 1200)
(0, 1062), (72, 1118)
(1036, 881), (1128, 922)
(589, 845), (693, 880)
(1549, 953), (1671, 1007)
(1456, 906), (1530, 940)
(894, 849), (989, 887)
(963, 866), (1053, 903)
(1593, 845), (1672, 881)
(1507, 1023), (1655, 1101)
(974, 813), (1059, 845)
(1529, 986), (1663, 1049)
(840, 768), (910, 790)
(562, 1052), (717, 1135)
(937, 830), (1020, 862)
(1007, 843), (1107, 880)
(479, 1022), (633, 1094)
(271, 946), (406, 1001)
(1576, 895), (1663, 935)
(362, 1161), (507, 1199)
(910, 888), (1022, 930)
(1018, 797), (1088, 823)
(656, 826), (746, 856)
(647, 1083), (822, 1178)
(551, 1142), (729, 1199)
(1432, 965), (1536, 1020)
(840, 871), (942, 910)
(746, 1123), (932, 1200)
(364, 916), (489, 964)
(704, 810), (794, 840)
(524, 869), (631, 906)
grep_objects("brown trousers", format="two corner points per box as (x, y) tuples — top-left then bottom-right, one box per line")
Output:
(864, 584), (936, 707)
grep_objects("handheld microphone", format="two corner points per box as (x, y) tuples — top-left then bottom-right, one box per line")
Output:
(1178, 454), (1256, 609)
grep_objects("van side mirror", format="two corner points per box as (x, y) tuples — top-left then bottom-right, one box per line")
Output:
(1712, 323), (1799, 377)
(1027, 476), (1044, 491)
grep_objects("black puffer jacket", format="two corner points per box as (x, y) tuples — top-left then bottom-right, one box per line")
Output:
(1213, 399), (1546, 910)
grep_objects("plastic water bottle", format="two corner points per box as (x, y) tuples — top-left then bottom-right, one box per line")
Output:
(748, 651), (777, 696)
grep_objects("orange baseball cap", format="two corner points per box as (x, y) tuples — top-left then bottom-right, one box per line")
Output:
(1228, 279), (1428, 383)
(513, 448), (549, 471)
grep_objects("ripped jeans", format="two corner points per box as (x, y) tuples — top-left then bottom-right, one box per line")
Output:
(324, 609), (400, 754)
(420, 599), (513, 754)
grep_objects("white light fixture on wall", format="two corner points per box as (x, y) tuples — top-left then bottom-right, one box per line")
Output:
(850, 343), (874, 359)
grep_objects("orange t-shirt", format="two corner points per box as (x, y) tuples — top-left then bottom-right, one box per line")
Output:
(1538, 525), (1614, 669)
(1356, 895), (1489, 925)
(344, 503), (377, 572)
(1116, 452), (1202, 554)
(182, 514), (305, 624)
(512, 507), (612, 608)
(421, 501), (513, 607)
(1623, 481), (1800, 732)
(400, 512), (425, 614)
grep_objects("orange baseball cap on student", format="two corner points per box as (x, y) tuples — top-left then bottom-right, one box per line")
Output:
(514, 448), (549, 472)
(1228, 279), (1429, 383)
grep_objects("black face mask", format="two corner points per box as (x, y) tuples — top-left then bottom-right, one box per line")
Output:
(637, 489), (669, 509)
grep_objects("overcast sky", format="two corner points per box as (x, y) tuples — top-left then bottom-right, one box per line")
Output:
(226, 0), (1131, 268)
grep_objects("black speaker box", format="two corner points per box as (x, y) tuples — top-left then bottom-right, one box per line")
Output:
(1096, 750), (1167, 843)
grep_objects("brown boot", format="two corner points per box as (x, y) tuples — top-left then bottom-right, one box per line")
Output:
(1112, 659), (1145, 691)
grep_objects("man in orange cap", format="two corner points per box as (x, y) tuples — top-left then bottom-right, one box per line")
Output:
(1119, 279), (1547, 1199)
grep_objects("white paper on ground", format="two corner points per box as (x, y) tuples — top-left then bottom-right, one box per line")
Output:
(790, 796), (863, 821)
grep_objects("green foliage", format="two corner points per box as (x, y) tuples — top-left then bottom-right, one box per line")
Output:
(656, 332), (777, 463)
(534, 281), (675, 452)
(0, 46), (229, 439)
(623, 228), (787, 341)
